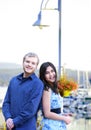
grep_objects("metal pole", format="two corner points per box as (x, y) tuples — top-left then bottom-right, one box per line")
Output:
(58, 0), (61, 78)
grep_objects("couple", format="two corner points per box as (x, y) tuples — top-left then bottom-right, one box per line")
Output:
(2, 52), (71, 130)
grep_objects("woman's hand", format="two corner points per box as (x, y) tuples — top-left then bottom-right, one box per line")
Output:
(63, 115), (72, 125)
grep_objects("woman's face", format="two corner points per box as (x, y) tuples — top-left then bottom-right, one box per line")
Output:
(45, 66), (56, 83)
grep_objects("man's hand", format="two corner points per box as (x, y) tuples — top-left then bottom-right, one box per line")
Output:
(6, 118), (14, 130)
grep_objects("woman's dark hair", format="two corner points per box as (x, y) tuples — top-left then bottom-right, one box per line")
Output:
(39, 62), (58, 93)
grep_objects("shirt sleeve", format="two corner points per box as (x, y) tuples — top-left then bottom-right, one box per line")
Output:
(2, 84), (12, 120)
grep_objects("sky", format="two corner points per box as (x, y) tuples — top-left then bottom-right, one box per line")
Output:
(62, 0), (91, 71)
(0, 0), (91, 71)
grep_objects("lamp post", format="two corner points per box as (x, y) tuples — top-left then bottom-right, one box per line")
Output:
(58, 0), (61, 78)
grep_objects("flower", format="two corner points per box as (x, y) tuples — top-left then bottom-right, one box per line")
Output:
(57, 75), (78, 96)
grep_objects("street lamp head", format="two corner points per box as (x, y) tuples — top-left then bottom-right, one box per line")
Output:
(32, 11), (49, 29)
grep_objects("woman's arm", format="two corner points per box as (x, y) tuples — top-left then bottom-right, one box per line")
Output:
(42, 89), (71, 124)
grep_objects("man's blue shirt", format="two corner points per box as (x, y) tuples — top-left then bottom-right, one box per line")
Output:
(2, 73), (44, 130)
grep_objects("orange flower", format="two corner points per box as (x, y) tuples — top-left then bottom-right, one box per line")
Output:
(57, 75), (78, 92)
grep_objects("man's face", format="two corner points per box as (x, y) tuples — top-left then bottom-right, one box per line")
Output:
(23, 56), (38, 77)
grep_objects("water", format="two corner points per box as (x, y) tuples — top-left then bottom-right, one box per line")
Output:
(0, 87), (7, 108)
(67, 117), (91, 130)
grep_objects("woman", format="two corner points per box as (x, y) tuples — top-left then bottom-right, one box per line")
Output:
(39, 62), (71, 130)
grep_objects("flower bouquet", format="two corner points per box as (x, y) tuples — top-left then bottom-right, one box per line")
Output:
(57, 75), (78, 97)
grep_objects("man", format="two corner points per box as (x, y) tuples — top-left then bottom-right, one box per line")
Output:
(2, 52), (44, 130)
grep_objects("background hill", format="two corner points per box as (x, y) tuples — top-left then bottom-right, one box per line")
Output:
(0, 62), (22, 86)
(0, 62), (22, 69)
